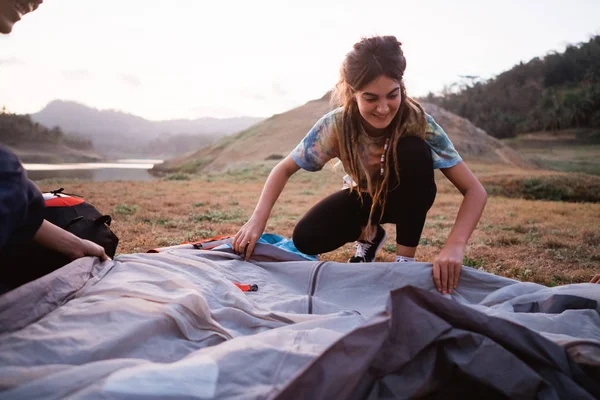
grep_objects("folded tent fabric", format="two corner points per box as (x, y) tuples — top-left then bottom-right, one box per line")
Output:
(212, 232), (319, 261)
(147, 232), (318, 261)
(0, 243), (599, 399)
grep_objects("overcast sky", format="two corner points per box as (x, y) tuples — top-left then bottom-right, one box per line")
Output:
(1, 0), (599, 120)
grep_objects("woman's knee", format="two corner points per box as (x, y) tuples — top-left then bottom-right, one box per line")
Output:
(292, 212), (362, 255)
(292, 220), (315, 254)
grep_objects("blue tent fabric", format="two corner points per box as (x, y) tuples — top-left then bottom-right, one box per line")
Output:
(215, 233), (318, 261)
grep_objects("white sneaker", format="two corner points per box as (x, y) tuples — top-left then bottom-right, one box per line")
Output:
(348, 225), (387, 263)
(395, 255), (415, 263)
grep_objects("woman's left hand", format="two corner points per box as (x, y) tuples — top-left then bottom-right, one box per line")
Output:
(433, 244), (464, 295)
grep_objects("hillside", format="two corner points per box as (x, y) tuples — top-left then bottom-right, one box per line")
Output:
(142, 133), (225, 159)
(502, 129), (600, 176)
(424, 35), (600, 138)
(0, 112), (102, 163)
(32, 100), (264, 158)
(154, 93), (529, 174)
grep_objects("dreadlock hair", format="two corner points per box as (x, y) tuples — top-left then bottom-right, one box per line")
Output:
(331, 36), (427, 237)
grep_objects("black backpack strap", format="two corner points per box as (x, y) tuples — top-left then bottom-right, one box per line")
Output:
(95, 215), (112, 226)
(64, 216), (84, 229)
(49, 188), (83, 198)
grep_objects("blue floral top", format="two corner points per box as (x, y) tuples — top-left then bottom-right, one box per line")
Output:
(291, 107), (462, 188)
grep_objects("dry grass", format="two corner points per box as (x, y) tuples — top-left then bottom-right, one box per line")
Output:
(502, 129), (600, 176)
(36, 161), (600, 286)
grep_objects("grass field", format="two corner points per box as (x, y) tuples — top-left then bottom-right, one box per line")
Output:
(34, 159), (600, 287)
(503, 129), (600, 176)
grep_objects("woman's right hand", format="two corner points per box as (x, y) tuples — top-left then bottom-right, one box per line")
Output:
(232, 155), (301, 260)
(233, 215), (267, 261)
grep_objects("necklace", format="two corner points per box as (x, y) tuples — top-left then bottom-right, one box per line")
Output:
(380, 137), (390, 176)
(359, 122), (391, 177)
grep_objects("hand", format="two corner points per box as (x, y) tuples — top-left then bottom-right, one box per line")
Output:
(34, 220), (110, 262)
(233, 215), (267, 261)
(66, 238), (110, 262)
(433, 244), (464, 295)
(591, 274), (600, 284)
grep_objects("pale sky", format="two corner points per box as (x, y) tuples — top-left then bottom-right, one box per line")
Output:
(1, 0), (599, 120)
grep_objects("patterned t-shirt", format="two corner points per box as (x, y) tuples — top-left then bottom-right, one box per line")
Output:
(291, 107), (462, 188)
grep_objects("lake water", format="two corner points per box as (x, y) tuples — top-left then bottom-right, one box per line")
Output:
(24, 159), (164, 182)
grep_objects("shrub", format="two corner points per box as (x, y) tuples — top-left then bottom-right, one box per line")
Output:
(114, 203), (140, 215)
(165, 173), (191, 181)
(190, 210), (243, 223)
(481, 173), (600, 203)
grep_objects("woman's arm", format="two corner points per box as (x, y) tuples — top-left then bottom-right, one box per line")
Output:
(233, 155), (301, 259)
(433, 161), (487, 294)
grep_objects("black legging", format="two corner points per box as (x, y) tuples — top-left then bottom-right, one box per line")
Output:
(293, 136), (437, 255)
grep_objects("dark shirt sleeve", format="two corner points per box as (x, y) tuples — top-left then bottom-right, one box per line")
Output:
(0, 145), (45, 252)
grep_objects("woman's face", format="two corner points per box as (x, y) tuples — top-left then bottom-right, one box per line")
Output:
(0, 0), (42, 34)
(354, 75), (401, 135)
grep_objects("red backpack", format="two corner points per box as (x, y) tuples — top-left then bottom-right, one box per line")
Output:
(2, 188), (119, 290)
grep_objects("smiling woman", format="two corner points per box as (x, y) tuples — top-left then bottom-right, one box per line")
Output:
(232, 36), (489, 296)
(0, 0), (42, 33)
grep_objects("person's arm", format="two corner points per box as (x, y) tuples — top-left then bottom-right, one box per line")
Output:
(233, 155), (301, 259)
(33, 220), (109, 261)
(433, 161), (487, 294)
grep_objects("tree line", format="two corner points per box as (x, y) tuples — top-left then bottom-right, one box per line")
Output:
(0, 108), (93, 150)
(422, 35), (600, 138)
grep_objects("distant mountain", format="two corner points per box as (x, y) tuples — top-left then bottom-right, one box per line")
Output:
(31, 100), (264, 158)
(142, 133), (225, 159)
(154, 92), (530, 174)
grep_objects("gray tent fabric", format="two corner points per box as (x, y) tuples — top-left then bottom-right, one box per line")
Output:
(0, 244), (599, 399)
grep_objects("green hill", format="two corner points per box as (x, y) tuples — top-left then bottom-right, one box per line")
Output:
(423, 36), (600, 139)
(0, 110), (102, 163)
(502, 128), (600, 176)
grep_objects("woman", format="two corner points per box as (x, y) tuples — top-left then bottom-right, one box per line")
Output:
(233, 36), (487, 295)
